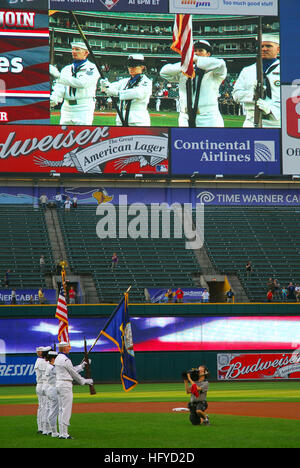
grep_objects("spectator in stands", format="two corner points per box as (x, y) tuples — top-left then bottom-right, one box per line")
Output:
(39, 194), (48, 208)
(175, 287), (184, 303)
(202, 288), (210, 303)
(111, 252), (118, 270)
(287, 282), (296, 301)
(72, 196), (78, 209)
(166, 288), (174, 303)
(160, 40), (227, 127)
(4, 269), (10, 288)
(11, 289), (17, 305)
(225, 288), (235, 303)
(64, 197), (72, 211)
(68, 286), (76, 304)
(273, 279), (281, 300)
(267, 278), (275, 293)
(38, 288), (46, 304)
(245, 261), (253, 279)
(281, 286), (287, 302)
(100, 54), (152, 126)
(295, 284), (300, 302)
(40, 255), (45, 275)
(232, 34), (280, 128)
(267, 289), (273, 302)
(55, 193), (63, 209)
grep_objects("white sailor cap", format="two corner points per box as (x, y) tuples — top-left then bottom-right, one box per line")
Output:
(194, 39), (212, 52)
(58, 341), (69, 347)
(127, 54), (145, 65)
(261, 34), (280, 44)
(48, 351), (58, 357)
(43, 346), (52, 352)
(36, 346), (44, 352)
(71, 41), (89, 51)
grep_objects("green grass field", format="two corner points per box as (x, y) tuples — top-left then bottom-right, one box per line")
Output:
(50, 111), (245, 128)
(0, 381), (299, 449)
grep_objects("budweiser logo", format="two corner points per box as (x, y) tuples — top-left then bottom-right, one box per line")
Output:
(218, 353), (300, 380)
(0, 126), (110, 160)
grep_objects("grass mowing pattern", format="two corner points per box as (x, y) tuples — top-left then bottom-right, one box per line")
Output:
(1, 382), (299, 448)
(0, 413), (299, 448)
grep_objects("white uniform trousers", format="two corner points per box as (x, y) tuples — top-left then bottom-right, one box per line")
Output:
(60, 98), (96, 126)
(178, 111), (224, 127)
(45, 386), (59, 437)
(41, 383), (50, 434)
(57, 381), (73, 438)
(36, 383), (44, 432)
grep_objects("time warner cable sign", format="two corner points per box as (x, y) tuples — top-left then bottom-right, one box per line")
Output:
(171, 128), (280, 176)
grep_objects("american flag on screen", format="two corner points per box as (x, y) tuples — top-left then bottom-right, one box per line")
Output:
(171, 14), (195, 79)
(55, 286), (70, 344)
(0, 11), (50, 124)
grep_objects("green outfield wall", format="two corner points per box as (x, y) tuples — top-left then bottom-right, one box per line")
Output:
(1, 302), (300, 318)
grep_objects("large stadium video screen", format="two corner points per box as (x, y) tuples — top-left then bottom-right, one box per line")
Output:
(1, 0), (299, 176)
(48, 10), (280, 130)
(1, 315), (300, 354)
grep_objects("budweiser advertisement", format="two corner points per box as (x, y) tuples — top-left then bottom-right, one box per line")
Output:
(217, 352), (300, 381)
(0, 125), (169, 174)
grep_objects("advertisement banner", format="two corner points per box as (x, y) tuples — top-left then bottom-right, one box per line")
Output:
(171, 128), (280, 176)
(0, 0), (48, 8)
(169, 0), (278, 15)
(0, 289), (57, 305)
(0, 355), (37, 385)
(0, 126), (169, 174)
(195, 188), (300, 206)
(147, 288), (205, 303)
(49, 0), (168, 12)
(1, 186), (300, 206)
(0, 10), (50, 124)
(282, 85), (300, 175)
(217, 352), (300, 380)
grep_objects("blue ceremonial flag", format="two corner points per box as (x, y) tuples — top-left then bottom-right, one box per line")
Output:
(101, 292), (138, 392)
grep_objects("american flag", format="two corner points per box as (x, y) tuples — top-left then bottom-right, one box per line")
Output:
(171, 14), (195, 79)
(55, 286), (69, 344)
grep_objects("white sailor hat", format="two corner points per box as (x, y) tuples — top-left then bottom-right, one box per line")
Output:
(261, 34), (280, 44)
(194, 39), (212, 52)
(71, 41), (89, 51)
(58, 341), (69, 347)
(48, 351), (58, 356)
(36, 346), (44, 352)
(43, 346), (52, 352)
(127, 54), (145, 66)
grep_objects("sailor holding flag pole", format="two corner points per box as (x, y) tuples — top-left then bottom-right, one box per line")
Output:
(54, 261), (93, 440)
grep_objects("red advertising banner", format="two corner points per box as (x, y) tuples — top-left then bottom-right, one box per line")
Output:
(0, 10), (50, 124)
(0, 125), (169, 174)
(217, 352), (300, 381)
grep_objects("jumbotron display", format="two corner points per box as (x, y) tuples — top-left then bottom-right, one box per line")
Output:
(1, 315), (299, 353)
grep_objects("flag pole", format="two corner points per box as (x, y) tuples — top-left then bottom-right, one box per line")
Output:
(86, 285), (132, 356)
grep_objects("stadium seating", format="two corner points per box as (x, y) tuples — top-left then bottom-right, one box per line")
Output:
(0, 205), (55, 295)
(57, 205), (200, 303)
(201, 206), (300, 302)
